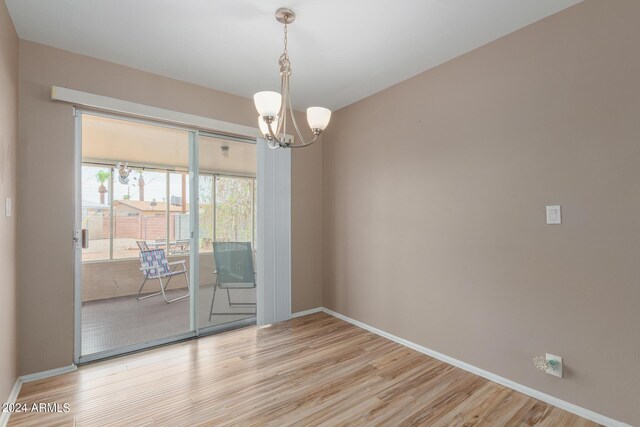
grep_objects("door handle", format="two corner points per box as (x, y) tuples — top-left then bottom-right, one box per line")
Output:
(81, 229), (89, 249)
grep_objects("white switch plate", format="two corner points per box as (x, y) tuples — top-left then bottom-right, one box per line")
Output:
(546, 353), (563, 378)
(546, 205), (561, 224)
(5, 197), (11, 217)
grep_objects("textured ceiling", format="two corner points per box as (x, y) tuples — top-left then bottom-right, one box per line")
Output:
(6, 0), (582, 110)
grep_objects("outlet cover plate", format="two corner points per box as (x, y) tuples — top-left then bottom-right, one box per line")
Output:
(546, 353), (563, 378)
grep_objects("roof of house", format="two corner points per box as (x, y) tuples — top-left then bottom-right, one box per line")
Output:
(113, 199), (189, 213)
(82, 199), (108, 210)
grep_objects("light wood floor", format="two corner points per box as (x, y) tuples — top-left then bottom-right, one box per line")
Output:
(9, 312), (599, 427)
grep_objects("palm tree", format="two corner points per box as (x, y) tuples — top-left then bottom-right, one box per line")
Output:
(96, 170), (110, 205)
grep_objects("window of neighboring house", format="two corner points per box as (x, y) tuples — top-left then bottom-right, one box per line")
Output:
(81, 163), (256, 261)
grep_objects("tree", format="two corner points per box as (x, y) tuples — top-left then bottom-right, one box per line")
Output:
(215, 177), (253, 243)
(96, 170), (110, 205)
(197, 176), (256, 250)
(199, 176), (214, 249)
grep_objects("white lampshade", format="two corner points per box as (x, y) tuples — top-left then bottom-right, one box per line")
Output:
(306, 107), (331, 131)
(258, 115), (279, 136)
(254, 91), (282, 118)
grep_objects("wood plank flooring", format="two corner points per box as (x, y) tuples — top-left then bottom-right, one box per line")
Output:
(8, 312), (599, 426)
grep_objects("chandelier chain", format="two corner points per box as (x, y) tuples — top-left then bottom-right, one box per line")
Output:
(283, 21), (288, 56)
(279, 21), (290, 73)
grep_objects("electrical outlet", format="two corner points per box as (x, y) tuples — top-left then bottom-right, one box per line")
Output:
(546, 353), (563, 378)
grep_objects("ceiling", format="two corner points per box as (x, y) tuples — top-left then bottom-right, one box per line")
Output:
(5, 0), (582, 111)
(83, 115), (256, 176)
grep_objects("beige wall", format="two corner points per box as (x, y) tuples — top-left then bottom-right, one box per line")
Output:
(17, 41), (323, 375)
(322, 1), (639, 424)
(292, 138), (323, 311)
(0, 0), (18, 405)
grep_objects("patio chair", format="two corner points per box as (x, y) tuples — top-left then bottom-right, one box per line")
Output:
(170, 239), (191, 255)
(136, 240), (150, 251)
(137, 249), (190, 303)
(209, 242), (256, 320)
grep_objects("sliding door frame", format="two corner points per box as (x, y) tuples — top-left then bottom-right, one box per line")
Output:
(73, 109), (82, 363)
(73, 108), (266, 364)
(189, 130), (199, 334)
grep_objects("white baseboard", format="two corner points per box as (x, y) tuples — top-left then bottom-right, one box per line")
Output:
(18, 364), (77, 383)
(291, 307), (323, 318)
(1, 364), (78, 427)
(320, 308), (630, 427)
(0, 378), (22, 427)
(2, 314), (630, 427)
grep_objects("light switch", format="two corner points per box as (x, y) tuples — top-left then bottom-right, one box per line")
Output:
(546, 205), (561, 225)
(5, 197), (12, 217)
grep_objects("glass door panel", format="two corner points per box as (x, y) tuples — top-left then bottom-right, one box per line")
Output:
(79, 113), (194, 359)
(197, 134), (257, 330)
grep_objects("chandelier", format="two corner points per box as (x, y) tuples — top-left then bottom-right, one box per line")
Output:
(254, 8), (331, 149)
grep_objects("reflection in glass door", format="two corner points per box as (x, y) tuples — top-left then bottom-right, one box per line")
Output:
(78, 113), (194, 360)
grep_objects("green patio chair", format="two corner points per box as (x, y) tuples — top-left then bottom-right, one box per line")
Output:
(209, 242), (256, 320)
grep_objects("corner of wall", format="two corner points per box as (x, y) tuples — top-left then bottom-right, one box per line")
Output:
(0, 0), (20, 410)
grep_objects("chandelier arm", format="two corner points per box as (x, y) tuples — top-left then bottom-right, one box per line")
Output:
(274, 73), (287, 137)
(285, 85), (309, 146)
(266, 119), (287, 148)
(282, 73), (289, 140)
(286, 134), (319, 148)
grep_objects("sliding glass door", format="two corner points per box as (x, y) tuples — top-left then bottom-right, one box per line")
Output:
(77, 113), (194, 361)
(75, 113), (258, 363)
